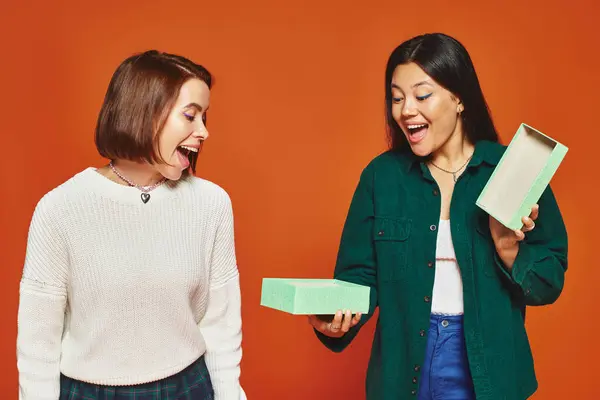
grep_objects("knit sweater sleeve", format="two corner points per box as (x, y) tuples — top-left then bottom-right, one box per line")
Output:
(17, 197), (69, 400)
(198, 192), (245, 400)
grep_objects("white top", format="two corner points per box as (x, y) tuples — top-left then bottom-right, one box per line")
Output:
(17, 168), (245, 400)
(430, 219), (464, 315)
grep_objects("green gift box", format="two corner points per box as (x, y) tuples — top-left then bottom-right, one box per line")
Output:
(476, 123), (568, 230)
(260, 278), (371, 315)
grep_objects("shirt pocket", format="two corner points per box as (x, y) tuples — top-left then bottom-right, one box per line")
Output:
(373, 216), (412, 281)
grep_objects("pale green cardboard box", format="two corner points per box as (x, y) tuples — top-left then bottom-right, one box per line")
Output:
(476, 123), (568, 230)
(260, 278), (370, 315)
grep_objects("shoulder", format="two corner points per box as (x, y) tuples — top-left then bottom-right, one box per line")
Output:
(365, 150), (407, 170)
(479, 139), (507, 153)
(33, 168), (93, 216)
(28, 168), (94, 232)
(484, 140), (507, 152)
(357, 149), (413, 183)
(474, 140), (507, 165)
(357, 150), (404, 176)
(184, 176), (232, 208)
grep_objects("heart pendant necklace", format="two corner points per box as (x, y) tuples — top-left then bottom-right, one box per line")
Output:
(109, 161), (167, 204)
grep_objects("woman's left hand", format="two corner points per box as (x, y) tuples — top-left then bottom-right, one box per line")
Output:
(489, 204), (539, 270)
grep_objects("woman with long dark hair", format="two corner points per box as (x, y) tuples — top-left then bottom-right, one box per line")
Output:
(309, 33), (568, 400)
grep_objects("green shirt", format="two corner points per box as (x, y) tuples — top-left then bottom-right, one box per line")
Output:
(315, 140), (568, 400)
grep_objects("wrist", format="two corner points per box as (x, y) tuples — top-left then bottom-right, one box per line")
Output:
(496, 244), (519, 270)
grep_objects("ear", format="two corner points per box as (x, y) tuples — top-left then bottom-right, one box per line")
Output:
(450, 94), (464, 113)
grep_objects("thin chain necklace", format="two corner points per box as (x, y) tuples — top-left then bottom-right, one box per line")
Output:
(109, 161), (167, 204)
(429, 154), (473, 183)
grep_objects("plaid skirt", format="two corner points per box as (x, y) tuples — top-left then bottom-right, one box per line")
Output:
(59, 356), (214, 400)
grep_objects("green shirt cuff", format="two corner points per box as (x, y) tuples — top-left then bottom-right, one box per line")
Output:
(314, 326), (358, 353)
(493, 244), (531, 296)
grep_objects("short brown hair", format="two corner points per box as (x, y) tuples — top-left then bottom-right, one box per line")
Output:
(95, 50), (212, 173)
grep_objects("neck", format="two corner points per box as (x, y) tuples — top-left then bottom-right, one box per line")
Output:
(430, 127), (474, 169)
(110, 159), (165, 187)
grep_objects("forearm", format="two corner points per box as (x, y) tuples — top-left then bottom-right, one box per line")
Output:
(17, 279), (67, 400)
(199, 276), (243, 399)
(315, 164), (379, 352)
(496, 242), (566, 305)
(494, 185), (568, 305)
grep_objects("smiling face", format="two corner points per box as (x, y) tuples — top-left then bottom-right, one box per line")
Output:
(391, 62), (464, 157)
(154, 78), (210, 181)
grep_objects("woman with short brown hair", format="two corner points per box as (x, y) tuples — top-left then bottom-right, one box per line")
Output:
(17, 50), (245, 400)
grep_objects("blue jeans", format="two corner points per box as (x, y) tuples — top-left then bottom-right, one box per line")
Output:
(418, 314), (476, 400)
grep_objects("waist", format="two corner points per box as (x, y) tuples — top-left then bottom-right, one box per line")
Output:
(428, 313), (464, 332)
(60, 354), (210, 389)
(60, 337), (206, 386)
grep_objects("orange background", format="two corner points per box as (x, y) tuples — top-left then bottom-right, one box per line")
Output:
(1, 1), (598, 398)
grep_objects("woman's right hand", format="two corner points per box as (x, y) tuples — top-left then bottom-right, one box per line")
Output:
(308, 310), (362, 338)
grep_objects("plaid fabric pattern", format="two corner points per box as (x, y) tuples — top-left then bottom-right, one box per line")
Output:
(59, 356), (214, 400)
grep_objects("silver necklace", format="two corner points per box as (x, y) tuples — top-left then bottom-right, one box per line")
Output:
(429, 155), (473, 183)
(109, 161), (167, 203)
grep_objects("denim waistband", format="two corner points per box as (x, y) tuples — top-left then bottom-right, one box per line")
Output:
(429, 313), (464, 332)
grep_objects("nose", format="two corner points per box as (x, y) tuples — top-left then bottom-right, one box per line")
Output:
(401, 97), (418, 117)
(193, 120), (209, 141)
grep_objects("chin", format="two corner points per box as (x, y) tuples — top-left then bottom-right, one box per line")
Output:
(407, 145), (426, 157)
(159, 167), (184, 182)
(406, 138), (433, 158)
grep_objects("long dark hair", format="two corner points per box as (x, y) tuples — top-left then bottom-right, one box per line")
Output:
(385, 33), (499, 150)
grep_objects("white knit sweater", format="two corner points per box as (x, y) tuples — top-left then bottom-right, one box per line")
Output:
(16, 167), (244, 400)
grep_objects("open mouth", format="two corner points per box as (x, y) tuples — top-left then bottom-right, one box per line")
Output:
(177, 145), (199, 156)
(406, 123), (428, 143)
(176, 145), (199, 168)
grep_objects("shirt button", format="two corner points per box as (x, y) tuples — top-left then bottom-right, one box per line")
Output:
(411, 389), (417, 395)
(412, 377), (418, 384)
(378, 231), (384, 236)
(427, 261), (433, 268)
(424, 296), (431, 303)
(414, 364), (420, 372)
(432, 188), (439, 196)
(419, 329), (425, 337)
(430, 224), (437, 231)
